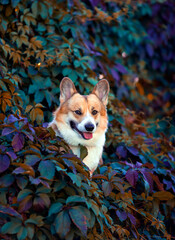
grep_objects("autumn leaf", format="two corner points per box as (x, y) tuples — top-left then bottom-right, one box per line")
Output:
(10, 49), (21, 64)
(36, 50), (48, 62)
(20, 9), (36, 26)
(153, 191), (174, 201)
(29, 37), (42, 51)
(11, 32), (28, 47)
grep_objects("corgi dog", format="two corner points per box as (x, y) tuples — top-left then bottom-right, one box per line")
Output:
(49, 77), (109, 175)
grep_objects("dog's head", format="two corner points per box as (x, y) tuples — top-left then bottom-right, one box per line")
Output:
(51, 77), (109, 146)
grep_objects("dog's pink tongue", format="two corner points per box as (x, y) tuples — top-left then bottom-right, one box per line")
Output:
(83, 132), (93, 140)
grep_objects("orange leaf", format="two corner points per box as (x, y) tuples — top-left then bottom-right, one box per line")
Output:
(12, 163), (35, 177)
(153, 191), (174, 201)
(136, 82), (144, 95)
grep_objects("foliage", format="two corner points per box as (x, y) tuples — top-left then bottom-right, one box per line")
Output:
(0, 0), (175, 239)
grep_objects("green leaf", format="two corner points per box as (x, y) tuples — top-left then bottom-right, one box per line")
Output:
(102, 181), (113, 196)
(79, 144), (88, 160)
(87, 199), (99, 216)
(26, 225), (34, 239)
(74, 60), (80, 68)
(67, 173), (82, 187)
(39, 2), (48, 19)
(34, 91), (44, 103)
(0, 174), (15, 187)
(66, 195), (86, 205)
(17, 189), (33, 201)
(25, 214), (44, 226)
(48, 202), (63, 216)
(17, 226), (28, 240)
(62, 67), (72, 76)
(68, 70), (78, 82)
(1, 222), (13, 234)
(17, 189), (33, 202)
(11, 0), (20, 7)
(55, 210), (71, 238)
(38, 160), (55, 180)
(1, 220), (22, 234)
(16, 176), (28, 189)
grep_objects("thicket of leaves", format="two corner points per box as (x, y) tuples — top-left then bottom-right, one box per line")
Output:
(0, 0), (175, 239)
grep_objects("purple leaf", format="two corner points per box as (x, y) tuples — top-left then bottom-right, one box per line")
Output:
(0, 205), (22, 219)
(135, 131), (146, 136)
(40, 179), (50, 188)
(163, 179), (172, 190)
(146, 44), (154, 57)
(2, 127), (15, 136)
(111, 68), (120, 84)
(89, 0), (100, 8)
(33, 193), (50, 210)
(128, 213), (136, 225)
(12, 133), (24, 152)
(0, 155), (10, 173)
(63, 158), (77, 174)
(43, 122), (49, 128)
(19, 195), (33, 212)
(135, 162), (142, 168)
(116, 210), (127, 221)
(8, 115), (18, 123)
(152, 59), (160, 70)
(28, 124), (35, 135)
(6, 151), (17, 160)
(0, 145), (6, 151)
(168, 153), (174, 161)
(29, 176), (41, 185)
(13, 167), (26, 174)
(115, 63), (128, 74)
(116, 146), (127, 158)
(127, 146), (139, 156)
(125, 169), (138, 187)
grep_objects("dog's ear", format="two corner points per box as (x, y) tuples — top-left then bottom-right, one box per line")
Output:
(92, 79), (109, 106)
(60, 77), (77, 104)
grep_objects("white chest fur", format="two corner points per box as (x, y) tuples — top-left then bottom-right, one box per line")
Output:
(49, 120), (106, 172)
(70, 144), (103, 171)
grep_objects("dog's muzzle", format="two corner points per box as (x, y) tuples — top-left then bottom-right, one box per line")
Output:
(70, 121), (94, 140)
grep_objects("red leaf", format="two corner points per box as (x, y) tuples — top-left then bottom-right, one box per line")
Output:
(151, 173), (164, 191)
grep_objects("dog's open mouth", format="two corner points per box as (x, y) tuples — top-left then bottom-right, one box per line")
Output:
(70, 121), (93, 140)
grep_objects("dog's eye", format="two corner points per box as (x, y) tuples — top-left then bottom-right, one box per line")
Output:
(74, 110), (82, 115)
(92, 110), (98, 115)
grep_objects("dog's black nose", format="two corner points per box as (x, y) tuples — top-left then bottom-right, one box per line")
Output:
(85, 123), (94, 132)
